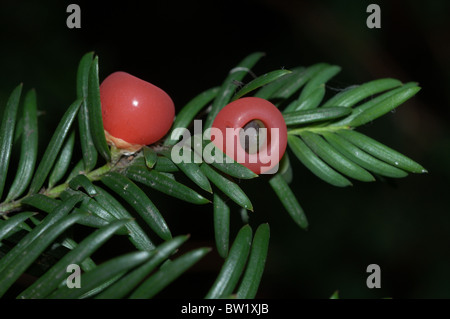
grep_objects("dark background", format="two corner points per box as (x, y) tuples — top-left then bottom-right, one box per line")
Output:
(1, 0), (449, 298)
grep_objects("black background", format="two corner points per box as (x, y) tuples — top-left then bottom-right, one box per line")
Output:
(1, 0), (450, 299)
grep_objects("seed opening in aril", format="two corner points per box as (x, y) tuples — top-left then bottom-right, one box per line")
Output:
(239, 119), (267, 154)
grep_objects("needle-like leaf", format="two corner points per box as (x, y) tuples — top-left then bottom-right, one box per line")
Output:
(48, 251), (153, 299)
(78, 195), (116, 222)
(204, 52), (265, 131)
(21, 193), (59, 211)
(269, 64), (328, 105)
(58, 190), (127, 234)
(232, 69), (292, 101)
(254, 66), (305, 100)
(288, 135), (352, 187)
(279, 153), (293, 184)
(322, 78), (402, 108)
(101, 172), (172, 241)
(0, 212), (35, 241)
(322, 132), (408, 178)
(213, 192), (230, 259)
(269, 174), (308, 229)
(337, 130), (427, 173)
(0, 211), (86, 297)
(61, 238), (97, 272)
(161, 147), (206, 181)
(0, 195), (82, 272)
(28, 98), (82, 194)
(287, 85), (326, 111)
(143, 146), (157, 169)
(172, 159), (212, 193)
(300, 131), (375, 182)
(68, 174), (98, 196)
(283, 107), (351, 126)
(153, 155), (179, 172)
(94, 186), (155, 250)
(296, 65), (341, 109)
(18, 219), (131, 299)
(0, 84), (23, 200)
(97, 235), (189, 299)
(332, 82), (419, 127)
(48, 130), (75, 188)
(5, 89), (38, 201)
(87, 55), (111, 162)
(205, 225), (252, 299)
(125, 165), (209, 205)
(77, 51), (98, 171)
(200, 163), (253, 211)
(348, 85), (421, 127)
(65, 159), (85, 183)
(164, 86), (220, 146)
(281, 64), (331, 112)
(201, 140), (258, 179)
(236, 223), (270, 299)
(129, 247), (210, 299)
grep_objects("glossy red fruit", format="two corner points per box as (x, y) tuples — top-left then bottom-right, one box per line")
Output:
(100, 71), (175, 153)
(211, 97), (287, 174)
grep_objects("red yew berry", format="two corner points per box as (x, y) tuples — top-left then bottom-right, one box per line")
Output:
(100, 71), (175, 153)
(211, 97), (287, 174)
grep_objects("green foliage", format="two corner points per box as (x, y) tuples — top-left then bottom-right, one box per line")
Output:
(101, 172), (172, 241)
(5, 89), (38, 201)
(269, 174), (308, 229)
(232, 69), (292, 101)
(205, 225), (253, 299)
(204, 52), (265, 131)
(28, 99), (82, 195)
(0, 84), (23, 199)
(0, 51), (425, 299)
(213, 192), (230, 259)
(87, 55), (110, 162)
(236, 223), (270, 299)
(125, 166), (209, 205)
